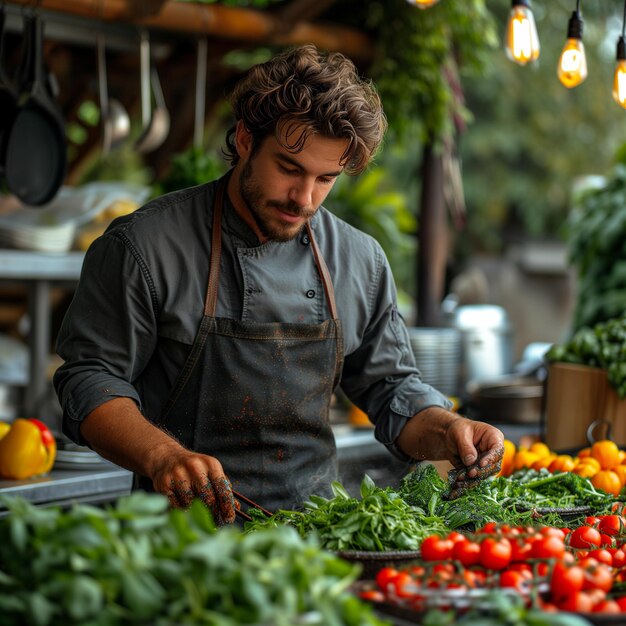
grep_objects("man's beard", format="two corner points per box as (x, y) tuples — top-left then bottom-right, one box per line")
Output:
(239, 159), (315, 242)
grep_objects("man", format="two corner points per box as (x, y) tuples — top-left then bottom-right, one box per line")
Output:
(54, 44), (503, 525)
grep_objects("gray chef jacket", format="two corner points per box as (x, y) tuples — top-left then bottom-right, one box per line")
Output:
(53, 178), (452, 461)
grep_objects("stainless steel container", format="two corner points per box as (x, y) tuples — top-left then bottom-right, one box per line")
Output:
(452, 305), (514, 387)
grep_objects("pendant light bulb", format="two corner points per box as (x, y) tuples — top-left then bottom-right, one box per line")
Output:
(505, 0), (540, 65)
(405, 0), (440, 8)
(615, 3), (626, 109)
(557, 11), (587, 88)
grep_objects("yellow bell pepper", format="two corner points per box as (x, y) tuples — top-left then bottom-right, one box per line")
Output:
(0, 421), (10, 441)
(0, 418), (57, 480)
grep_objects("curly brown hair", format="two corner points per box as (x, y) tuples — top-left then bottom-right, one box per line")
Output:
(223, 45), (387, 175)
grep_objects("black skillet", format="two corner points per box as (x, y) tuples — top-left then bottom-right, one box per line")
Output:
(0, 4), (18, 175)
(3, 12), (66, 206)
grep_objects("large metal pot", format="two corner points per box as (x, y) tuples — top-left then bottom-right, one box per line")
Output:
(452, 305), (514, 386)
(466, 375), (544, 424)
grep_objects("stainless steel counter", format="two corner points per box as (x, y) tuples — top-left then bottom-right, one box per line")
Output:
(0, 463), (132, 513)
(0, 426), (393, 511)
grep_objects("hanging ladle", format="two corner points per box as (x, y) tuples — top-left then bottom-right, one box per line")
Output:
(134, 29), (169, 154)
(96, 33), (130, 155)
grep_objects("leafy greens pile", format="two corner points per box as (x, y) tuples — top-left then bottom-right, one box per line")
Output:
(400, 464), (616, 530)
(0, 493), (389, 626)
(245, 475), (448, 551)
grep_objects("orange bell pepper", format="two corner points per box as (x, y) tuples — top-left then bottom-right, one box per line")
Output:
(0, 418), (57, 479)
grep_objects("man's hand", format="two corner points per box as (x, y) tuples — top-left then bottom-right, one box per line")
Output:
(444, 416), (505, 477)
(148, 448), (237, 525)
(396, 406), (504, 475)
(79, 398), (237, 525)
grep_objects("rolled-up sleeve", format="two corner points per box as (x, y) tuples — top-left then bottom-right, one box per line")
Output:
(339, 244), (452, 461)
(53, 231), (157, 445)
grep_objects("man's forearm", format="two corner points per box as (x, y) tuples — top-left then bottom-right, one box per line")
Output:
(79, 397), (184, 478)
(395, 406), (458, 461)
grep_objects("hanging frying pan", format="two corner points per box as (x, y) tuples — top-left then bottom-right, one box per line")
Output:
(4, 13), (66, 206)
(0, 5), (19, 175)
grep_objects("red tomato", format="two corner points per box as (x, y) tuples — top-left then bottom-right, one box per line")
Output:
(600, 533), (616, 548)
(510, 537), (533, 562)
(531, 535), (565, 560)
(587, 549), (613, 566)
(420, 535), (454, 561)
(583, 563), (613, 593)
(540, 526), (566, 538)
(550, 562), (585, 600)
(499, 570), (526, 590)
(446, 531), (466, 544)
(586, 516), (602, 526)
(569, 526), (603, 549)
(478, 522), (498, 534)
(593, 599), (621, 614)
(392, 571), (416, 599)
(610, 548), (626, 568)
(452, 540), (481, 567)
(598, 515), (625, 536)
(375, 567), (399, 591)
(359, 590), (385, 602)
(557, 591), (594, 613)
(479, 538), (512, 570)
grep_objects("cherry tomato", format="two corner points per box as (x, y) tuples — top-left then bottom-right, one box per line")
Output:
(531, 535), (565, 560)
(610, 548), (626, 568)
(375, 567), (399, 591)
(499, 569), (526, 590)
(586, 516), (602, 526)
(420, 535), (454, 561)
(557, 591), (594, 613)
(598, 514), (625, 536)
(452, 539), (481, 567)
(583, 563), (613, 593)
(359, 590), (385, 602)
(392, 571), (416, 599)
(510, 537), (533, 562)
(479, 537), (512, 570)
(569, 526), (602, 549)
(550, 562), (584, 600)
(446, 531), (466, 544)
(587, 549), (613, 566)
(592, 599), (621, 613)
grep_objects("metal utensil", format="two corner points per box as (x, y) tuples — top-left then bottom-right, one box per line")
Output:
(134, 30), (169, 154)
(96, 33), (129, 155)
(194, 37), (207, 150)
(4, 12), (66, 206)
(0, 4), (18, 173)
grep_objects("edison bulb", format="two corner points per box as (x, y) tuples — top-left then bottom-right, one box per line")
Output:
(405, 0), (440, 8)
(558, 38), (587, 88)
(614, 38), (626, 108)
(505, 3), (540, 65)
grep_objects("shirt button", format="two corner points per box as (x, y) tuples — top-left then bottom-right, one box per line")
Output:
(301, 234), (310, 245)
(306, 289), (315, 299)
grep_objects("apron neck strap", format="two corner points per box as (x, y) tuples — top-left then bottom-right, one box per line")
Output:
(205, 174), (339, 320)
(205, 176), (226, 316)
(305, 221), (338, 320)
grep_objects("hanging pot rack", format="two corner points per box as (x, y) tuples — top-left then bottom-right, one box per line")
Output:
(2, 0), (374, 62)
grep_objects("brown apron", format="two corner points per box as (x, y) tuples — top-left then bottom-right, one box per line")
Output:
(137, 177), (344, 510)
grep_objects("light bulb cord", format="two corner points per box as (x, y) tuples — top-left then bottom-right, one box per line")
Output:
(622, 0), (626, 39)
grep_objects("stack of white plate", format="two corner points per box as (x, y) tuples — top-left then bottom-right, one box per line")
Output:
(408, 327), (461, 397)
(0, 182), (150, 253)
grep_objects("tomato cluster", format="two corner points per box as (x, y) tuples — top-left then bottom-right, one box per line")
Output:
(360, 516), (626, 615)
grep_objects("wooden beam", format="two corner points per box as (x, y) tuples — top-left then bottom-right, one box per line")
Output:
(4, 0), (373, 62)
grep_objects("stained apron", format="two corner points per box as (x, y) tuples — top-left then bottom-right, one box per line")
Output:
(137, 176), (345, 510)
